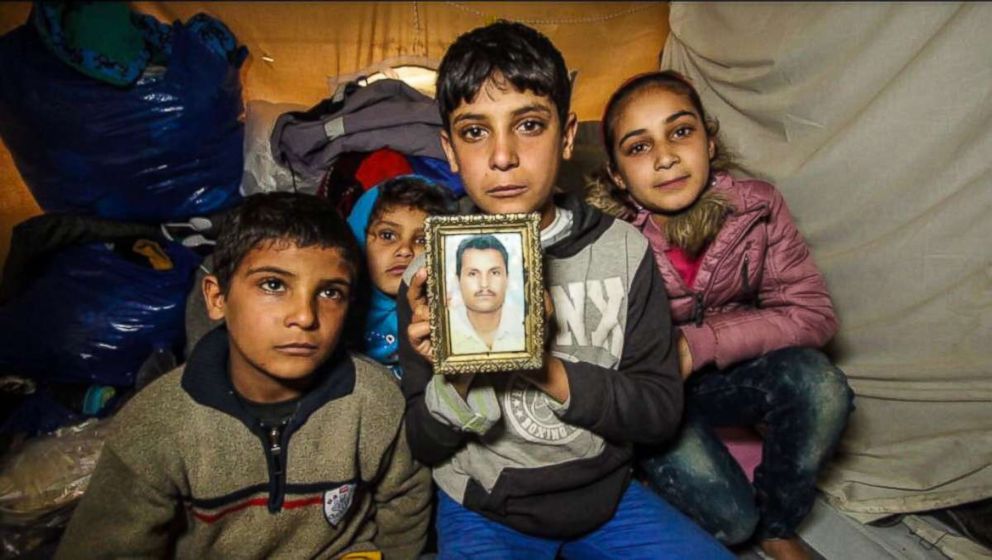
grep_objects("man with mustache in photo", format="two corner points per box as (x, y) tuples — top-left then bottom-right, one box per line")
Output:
(449, 234), (524, 354)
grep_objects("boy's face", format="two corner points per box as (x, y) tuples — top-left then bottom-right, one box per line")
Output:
(441, 77), (578, 229)
(202, 240), (353, 402)
(366, 204), (429, 297)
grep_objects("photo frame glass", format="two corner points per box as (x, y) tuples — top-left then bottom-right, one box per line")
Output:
(424, 213), (544, 375)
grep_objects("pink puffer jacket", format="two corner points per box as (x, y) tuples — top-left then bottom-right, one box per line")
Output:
(632, 172), (838, 371)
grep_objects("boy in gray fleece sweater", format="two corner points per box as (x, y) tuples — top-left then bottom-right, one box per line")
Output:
(57, 193), (430, 559)
(398, 21), (732, 559)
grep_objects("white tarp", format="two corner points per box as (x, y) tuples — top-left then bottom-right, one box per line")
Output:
(662, 2), (992, 521)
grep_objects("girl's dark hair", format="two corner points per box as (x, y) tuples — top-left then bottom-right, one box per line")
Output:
(370, 175), (458, 224)
(436, 20), (572, 132)
(212, 192), (362, 292)
(601, 70), (733, 173)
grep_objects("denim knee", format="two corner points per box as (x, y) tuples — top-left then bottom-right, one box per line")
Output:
(766, 348), (854, 422)
(639, 424), (759, 545)
(712, 502), (759, 546)
(764, 347), (854, 467)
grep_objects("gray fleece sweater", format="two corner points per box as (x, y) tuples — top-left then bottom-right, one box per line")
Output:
(56, 327), (431, 559)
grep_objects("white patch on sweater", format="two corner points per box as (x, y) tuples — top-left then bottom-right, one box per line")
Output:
(323, 483), (355, 526)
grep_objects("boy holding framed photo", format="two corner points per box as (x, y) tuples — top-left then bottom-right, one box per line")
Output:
(398, 20), (732, 559)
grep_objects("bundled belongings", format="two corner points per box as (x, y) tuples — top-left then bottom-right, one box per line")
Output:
(271, 78), (448, 190)
(0, 3), (243, 430)
(0, 3), (248, 222)
(316, 147), (466, 218)
(0, 418), (110, 558)
(0, 419), (109, 524)
(0, 215), (201, 389)
(270, 77), (466, 219)
(316, 148), (414, 217)
(0, 213), (160, 305)
(240, 100), (311, 196)
(0, 211), (220, 435)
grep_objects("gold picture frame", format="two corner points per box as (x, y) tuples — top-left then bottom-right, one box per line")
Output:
(424, 212), (545, 375)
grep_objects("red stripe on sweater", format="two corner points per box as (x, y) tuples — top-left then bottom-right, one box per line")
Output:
(283, 496), (324, 509)
(193, 497), (268, 523)
(193, 495), (322, 523)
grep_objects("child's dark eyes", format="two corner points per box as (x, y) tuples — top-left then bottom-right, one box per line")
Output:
(256, 277), (348, 302)
(517, 118), (546, 135)
(625, 141), (650, 156)
(671, 125), (695, 140)
(415, 236), (427, 246)
(259, 278), (285, 292)
(319, 287), (347, 301)
(459, 125), (487, 141)
(378, 230), (397, 242)
(622, 125), (695, 157)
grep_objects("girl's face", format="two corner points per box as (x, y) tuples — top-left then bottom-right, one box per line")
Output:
(365, 205), (429, 297)
(608, 87), (715, 216)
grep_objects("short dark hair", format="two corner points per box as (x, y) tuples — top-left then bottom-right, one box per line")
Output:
(455, 234), (508, 277)
(602, 70), (733, 174)
(436, 20), (572, 132)
(370, 175), (457, 225)
(212, 192), (362, 292)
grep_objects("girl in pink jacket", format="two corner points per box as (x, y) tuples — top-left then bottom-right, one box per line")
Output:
(595, 70), (854, 560)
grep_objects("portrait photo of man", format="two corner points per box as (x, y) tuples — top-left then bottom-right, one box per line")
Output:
(446, 233), (526, 355)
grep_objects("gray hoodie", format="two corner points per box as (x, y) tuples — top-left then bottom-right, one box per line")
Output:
(398, 195), (683, 539)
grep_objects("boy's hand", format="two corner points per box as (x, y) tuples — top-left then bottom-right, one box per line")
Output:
(677, 333), (694, 378)
(521, 355), (569, 403)
(406, 268), (433, 363)
(445, 372), (476, 399)
(543, 289), (556, 346)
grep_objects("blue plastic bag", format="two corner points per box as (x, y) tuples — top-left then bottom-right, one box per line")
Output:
(0, 241), (201, 387)
(0, 11), (246, 221)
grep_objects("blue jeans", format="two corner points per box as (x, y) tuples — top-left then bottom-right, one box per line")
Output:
(435, 481), (733, 559)
(638, 347), (854, 544)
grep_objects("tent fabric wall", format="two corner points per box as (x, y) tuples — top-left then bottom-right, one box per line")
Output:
(0, 1), (670, 263)
(662, 2), (992, 521)
(6, 0), (988, 524)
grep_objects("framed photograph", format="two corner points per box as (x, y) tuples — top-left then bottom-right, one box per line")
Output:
(424, 212), (545, 375)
